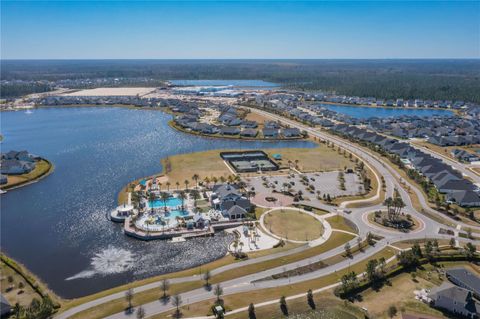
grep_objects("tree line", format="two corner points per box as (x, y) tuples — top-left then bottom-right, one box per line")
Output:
(2, 60), (480, 102)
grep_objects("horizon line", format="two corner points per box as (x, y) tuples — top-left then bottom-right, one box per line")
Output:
(2, 58), (480, 61)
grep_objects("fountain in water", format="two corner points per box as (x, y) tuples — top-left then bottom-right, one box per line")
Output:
(66, 246), (135, 280)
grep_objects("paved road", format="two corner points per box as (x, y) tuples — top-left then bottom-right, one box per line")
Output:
(56, 107), (479, 319)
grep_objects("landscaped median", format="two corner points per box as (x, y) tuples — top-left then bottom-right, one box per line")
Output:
(366, 210), (423, 233)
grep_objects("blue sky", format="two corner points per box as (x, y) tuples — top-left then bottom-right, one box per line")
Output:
(1, 1), (479, 59)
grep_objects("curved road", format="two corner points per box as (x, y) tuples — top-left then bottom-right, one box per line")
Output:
(56, 107), (479, 319)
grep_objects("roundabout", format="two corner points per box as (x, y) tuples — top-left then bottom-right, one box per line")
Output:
(361, 209), (426, 235)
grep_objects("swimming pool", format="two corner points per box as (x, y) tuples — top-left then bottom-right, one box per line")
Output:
(149, 197), (183, 208)
(167, 210), (189, 219)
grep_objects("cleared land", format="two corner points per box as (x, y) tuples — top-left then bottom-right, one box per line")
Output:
(263, 210), (324, 241)
(160, 149), (233, 186)
(1, 159), (53, 190)
(265, 146), (354, 173)
(244, 110), (269, 126)
(62, 87), (156, 97)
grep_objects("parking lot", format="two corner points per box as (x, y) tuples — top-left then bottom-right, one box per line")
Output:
(246, 171), (362, 206)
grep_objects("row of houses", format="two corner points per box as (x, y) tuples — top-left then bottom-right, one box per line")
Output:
(283, 101), (480, 148)
(174, 104), (303, 138)
(362, 116), (480, 147)
(302, 93), (471, 110)
(0, 150), (37, 175)
(37, 95), (167, 107)
(330, 124), (480, 207)
(175, 117), (302, 138)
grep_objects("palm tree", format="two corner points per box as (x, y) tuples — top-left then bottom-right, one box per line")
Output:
(191, 190), (200, 207)
(166, 181), (171, 192)
(158, 182), (162, 191)
(204, 176), (210, 188)
(394, 196), (405, 216)
(148, 192), (156, 204)
(192, 174), (200, 189)
(184, 179), (189, 190)
(383, 197), (393, 214)
(172, 294), (182, 319)
(219, 176), (226, 183)
(239, 241), (244, 252)
(160, 192), (170, 212)
(178, 191), (186, 211)
(212, 176), (218, 186)
(175, 181), (180, 190)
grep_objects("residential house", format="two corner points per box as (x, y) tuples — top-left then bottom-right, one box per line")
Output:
(262, 128), (279, 138)
(446, 268), (480, 299)
(240, 129), (258, 138)
(220, 126), (240, 135)
(281, 128), (301, 138)
(428, 283), (479, 318)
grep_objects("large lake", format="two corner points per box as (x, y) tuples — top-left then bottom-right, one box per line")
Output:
(322, 104), (454, 118)
(170, 79), (279, 87)
(0, 107), (315, 298)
